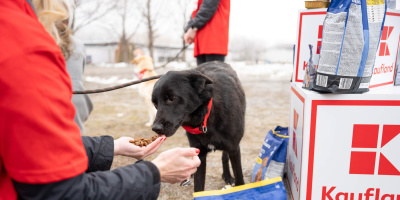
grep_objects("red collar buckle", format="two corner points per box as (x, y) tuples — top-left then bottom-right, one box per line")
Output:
(182, 98), (213, 135)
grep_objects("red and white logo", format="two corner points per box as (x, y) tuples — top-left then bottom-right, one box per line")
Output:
(379, 26), (394, 56)
(317, 25), (323, 54)
(349, 124), (400, 175)
(292, 109), (299, 157)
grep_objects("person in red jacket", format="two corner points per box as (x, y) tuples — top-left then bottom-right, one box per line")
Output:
(184, 0), (230, 66)
(0, 1), (200, 199)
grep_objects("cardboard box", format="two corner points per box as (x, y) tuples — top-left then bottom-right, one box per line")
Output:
(305, 1), (330, 9)
(292, 9), (400, 89)
(287, 83), (400, 200)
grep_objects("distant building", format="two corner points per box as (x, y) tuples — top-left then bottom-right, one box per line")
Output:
(84, 41), (195, 64)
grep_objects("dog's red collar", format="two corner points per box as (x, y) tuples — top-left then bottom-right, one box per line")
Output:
(136, 69), (147, 80)
(182, 98), (213, 134)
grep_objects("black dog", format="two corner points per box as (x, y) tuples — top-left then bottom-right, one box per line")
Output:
(151, 61), (246, 192)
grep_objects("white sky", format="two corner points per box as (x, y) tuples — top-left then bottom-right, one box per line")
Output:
(230, 0), (304, 47)
(229, 0), (399, 47)
(75, 0), (400, 48)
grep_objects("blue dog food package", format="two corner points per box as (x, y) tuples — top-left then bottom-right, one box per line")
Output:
(303, 45), (317, 90)
(252, 126), (289, 183)
(312, 0), (386, 93)
(193, 177), (287, 200)
(395, 47), (400, 86)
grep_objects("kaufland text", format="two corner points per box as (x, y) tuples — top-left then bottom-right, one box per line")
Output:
(322, 187), (400, 200)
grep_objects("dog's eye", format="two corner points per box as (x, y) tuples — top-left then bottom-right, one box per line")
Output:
(165, 95), (176, 103)
(169, 95), (176, 101)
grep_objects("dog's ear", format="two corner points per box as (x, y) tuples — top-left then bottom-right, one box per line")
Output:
(131, 57), (139, 64)
(189, 72), (213, 95)
(131, 56), (145, 64)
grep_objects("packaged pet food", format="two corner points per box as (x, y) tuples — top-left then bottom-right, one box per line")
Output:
(252, 126), (289, 183)
(313, 0), (386, 93)
(395, 48), (400, 86)
(303, 45), (317, 90)
(193, 177), (287, 200)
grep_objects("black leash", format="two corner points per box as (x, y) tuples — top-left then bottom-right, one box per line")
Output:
(73, 45), (190, 94)
(73, 75), (162, 94)
(155, 45), (189, 69)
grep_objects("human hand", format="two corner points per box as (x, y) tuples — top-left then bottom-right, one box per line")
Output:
(184, 28), (197, 44)
(114, 136), (166, 160)
(152, 148), (201, 184)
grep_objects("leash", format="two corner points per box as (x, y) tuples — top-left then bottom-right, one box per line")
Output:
(73, 75), (162, 94)
(155, 45), (190, 69)
(73, 45), (190, 94)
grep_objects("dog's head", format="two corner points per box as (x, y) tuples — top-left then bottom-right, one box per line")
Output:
(151, 70), (213, 137)
(133, 48), (145, 57)
(131, 56), (154, 73)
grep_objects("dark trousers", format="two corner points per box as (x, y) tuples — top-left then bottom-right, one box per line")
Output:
(196, 54), (226, 66)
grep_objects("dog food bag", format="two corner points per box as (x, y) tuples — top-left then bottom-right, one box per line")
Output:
(193, 177), (287, 200)
(395, 48), (400, 86)
(303, 45), (317, 90)
(251, 126), (289, 183)
(313, 0), (386, 93)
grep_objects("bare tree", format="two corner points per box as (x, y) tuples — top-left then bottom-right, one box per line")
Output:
(111, 0), (142, 63)
(140, 0), (154, 59)
(230, 37), (268, 63)
(137, 0), (167, 59)
(178, 0), (192, 62)
(71, 0), (116, 34)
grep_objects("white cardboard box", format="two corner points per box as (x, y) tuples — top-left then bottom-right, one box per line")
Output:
(287, 83), (400, 200)
(292, 9), (400, 89)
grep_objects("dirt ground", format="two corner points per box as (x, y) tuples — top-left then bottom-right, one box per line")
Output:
(82, 63), (292, 199)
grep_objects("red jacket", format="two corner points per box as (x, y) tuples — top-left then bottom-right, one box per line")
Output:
(0, 1), (88, 198)
(192, 0), (230, 57)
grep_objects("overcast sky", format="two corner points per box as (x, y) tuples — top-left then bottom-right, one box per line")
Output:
(75, 0), (400, 48)
(230, 0), (304, 47)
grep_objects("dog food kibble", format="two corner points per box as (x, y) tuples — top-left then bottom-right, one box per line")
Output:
(129, 135), (159, 147)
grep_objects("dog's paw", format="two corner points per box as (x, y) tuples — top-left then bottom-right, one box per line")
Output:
(145, 122), (152, 127)
(221, 174), (235, 186)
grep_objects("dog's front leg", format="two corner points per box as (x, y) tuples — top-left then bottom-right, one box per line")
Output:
(193, 150), (207, 192)
(229, 147), (245, 187)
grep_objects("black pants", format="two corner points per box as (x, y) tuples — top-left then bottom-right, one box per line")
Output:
(196, 54), (225, 66)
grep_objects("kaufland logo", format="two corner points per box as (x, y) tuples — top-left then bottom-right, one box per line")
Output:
(379, 26), (394, 56)
(349, 124), (400, 175)
(292, 109), (299, 157)
(302, 25), (323, 70)
(317, 25), (323, 54)
(321, 124), (400, 200)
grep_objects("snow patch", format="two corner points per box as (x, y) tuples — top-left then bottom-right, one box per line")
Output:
(97, 62), (130, 68)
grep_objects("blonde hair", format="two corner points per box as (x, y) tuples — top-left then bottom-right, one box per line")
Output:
(33, 0), (72, 59)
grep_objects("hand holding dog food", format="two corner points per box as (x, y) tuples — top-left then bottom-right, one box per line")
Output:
(152, 148), (201, 184)
(114, 135), (166, 160)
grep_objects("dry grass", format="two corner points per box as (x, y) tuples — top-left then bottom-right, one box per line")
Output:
(83, 64), (291, 199)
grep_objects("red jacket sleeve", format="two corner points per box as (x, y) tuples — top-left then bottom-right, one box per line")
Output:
(0, 48), (88, 184)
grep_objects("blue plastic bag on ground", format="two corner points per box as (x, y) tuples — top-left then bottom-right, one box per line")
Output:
(252, 126), (289, 183)
(193, 177), (287, 200)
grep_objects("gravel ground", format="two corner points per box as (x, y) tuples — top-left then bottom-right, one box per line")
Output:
(82, 63), (292, 199)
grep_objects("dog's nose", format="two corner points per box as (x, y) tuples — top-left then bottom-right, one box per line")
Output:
(152, 123), (164, 134)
